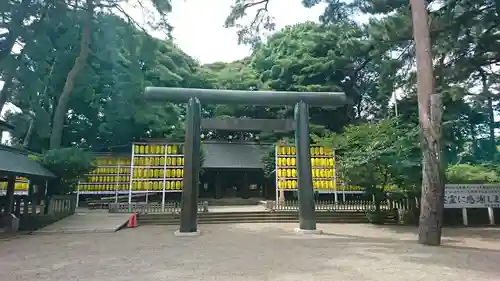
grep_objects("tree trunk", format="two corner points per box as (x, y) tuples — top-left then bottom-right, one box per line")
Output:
(410, 0), (445, 246)
(0, 75), (14, 143)
(469, 120), (477, 159)
(0, 74), (14, 113)
(479, 72), (496, 160)
(49, 0), (93, 149)
(23, 116), (34, 148)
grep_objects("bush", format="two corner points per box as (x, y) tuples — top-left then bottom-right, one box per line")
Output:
(40, 148), (95, 195)
(446, 164), (500, 184)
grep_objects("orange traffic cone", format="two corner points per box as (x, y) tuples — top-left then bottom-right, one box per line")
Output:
(127, 213), (138, 228)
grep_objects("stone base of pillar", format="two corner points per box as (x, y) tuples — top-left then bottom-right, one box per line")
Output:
(174, 230), (201, 237)
(294, 228), (323, 235)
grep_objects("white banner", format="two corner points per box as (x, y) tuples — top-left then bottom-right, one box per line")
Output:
(445, 184), (500, 208)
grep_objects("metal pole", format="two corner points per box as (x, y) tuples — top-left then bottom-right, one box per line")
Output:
(179, 97), (201, 233)
(76, 181), (80, 207)
(294, 101), (316, 230)
(333, 150), (338, 204)
(162, 143), (167, 212)
(115, 161), (120, 204)
(128, 144), (135, 209)
(275, 145), (279, 204)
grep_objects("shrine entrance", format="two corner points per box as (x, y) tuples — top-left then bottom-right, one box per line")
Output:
(199, 141), (269, 200)
(144, 87), (347, 234)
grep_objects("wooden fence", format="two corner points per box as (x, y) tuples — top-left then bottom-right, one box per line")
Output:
(273, 200), (390, 212)
(0, 194), (77, 231)
(108, 198), (418, 214)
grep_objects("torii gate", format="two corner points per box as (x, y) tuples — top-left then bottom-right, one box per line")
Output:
(144, 87), (347, 235)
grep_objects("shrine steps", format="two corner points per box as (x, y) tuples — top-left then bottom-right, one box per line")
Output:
(203, 198), (263, 206)
(138, 211), (397, 225)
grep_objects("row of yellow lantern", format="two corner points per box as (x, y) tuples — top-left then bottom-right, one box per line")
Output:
(132, 168), (184, 179)
(79, 184), (128, 191)
(78, 181), (184, 191)
(277, 180), (336, 189)
(132, 181), (183, 190)
(0, 182), (29, 190)
(276, 146), (334, 156)
(276, 157), (335, 167)
(277, 168), (335, 178)
(92, 158), (130, 166)
(276, 182), (368, 191)
(89, 167), (130, 175)
(133, 156), (184, 166)
(133, 144), (184, 155)
(86, 175), (130, 183)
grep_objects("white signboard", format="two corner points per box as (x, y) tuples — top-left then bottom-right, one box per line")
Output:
(445, 184), (500, 208)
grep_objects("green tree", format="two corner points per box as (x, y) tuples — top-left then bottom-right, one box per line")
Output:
(4, 12), (204, 152)
(314, 118), (420, 207)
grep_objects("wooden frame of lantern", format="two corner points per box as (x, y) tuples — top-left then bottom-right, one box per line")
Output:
(274, 144), (337, 203)
(75, 155), (131, 206)
(128, 142), (184, 209)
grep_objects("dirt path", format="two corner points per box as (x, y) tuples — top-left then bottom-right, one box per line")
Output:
(1, 224), (499, 281)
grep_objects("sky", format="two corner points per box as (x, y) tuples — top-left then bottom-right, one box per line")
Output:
(1, 0), (327, 142)
(142, 0), (326, 64)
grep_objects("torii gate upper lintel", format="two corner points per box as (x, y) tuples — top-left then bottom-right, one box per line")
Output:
(143, 87), (347, 234)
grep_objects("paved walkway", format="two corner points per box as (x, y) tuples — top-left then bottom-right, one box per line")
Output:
(1, 224), (500, 281)
(35, 209), (130, 234)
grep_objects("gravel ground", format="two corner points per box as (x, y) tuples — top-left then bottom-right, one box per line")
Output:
(1, 224), (500, 281)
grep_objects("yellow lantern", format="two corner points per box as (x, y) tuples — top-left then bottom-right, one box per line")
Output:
(279, 146), (286, 155)
(284, 158), (290, 166)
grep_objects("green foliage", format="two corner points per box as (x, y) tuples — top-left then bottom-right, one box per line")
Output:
(40, 148), (95, 195)
(446, 164), (500, 184)
(222, 0), (500, 170)
(3, 11), (205, 152)
(316, 118), (420, 189)
(2, 0), (500, 198)
(314, 118), (420, 206)
(261, 146), (275, 178)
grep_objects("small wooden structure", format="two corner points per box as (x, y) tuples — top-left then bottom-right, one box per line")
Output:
(0, 145), (56, 231)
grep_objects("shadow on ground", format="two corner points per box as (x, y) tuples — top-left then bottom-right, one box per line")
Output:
(374, 224), (500, 241)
